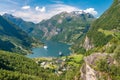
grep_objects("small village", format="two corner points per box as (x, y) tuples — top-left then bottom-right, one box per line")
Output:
(34, 54), (83, 75)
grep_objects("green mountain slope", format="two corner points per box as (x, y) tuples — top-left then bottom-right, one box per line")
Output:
(37, 11), (95, 44)
(73, 0), (120, 54)
(79, 0), (120, 80)
(3, 13), (35, 33)
(3, 14), (44, 39)
(88, 0), (120, 47)
(83, 0), (120, 55)
(0, 15), (41, 54)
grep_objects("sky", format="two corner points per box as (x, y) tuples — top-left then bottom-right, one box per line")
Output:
(0, 0), (113, 23)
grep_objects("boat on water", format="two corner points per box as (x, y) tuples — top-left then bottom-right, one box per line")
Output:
(59, 51), (62, 56)
(44, 46), (48, 49)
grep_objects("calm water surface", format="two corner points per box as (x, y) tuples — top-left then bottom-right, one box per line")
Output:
(27, 41), (71, 58)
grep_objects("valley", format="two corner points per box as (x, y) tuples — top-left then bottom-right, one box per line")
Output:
(0, 0), (120, 80)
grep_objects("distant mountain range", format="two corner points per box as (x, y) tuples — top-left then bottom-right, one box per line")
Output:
(3, 11), (95, 44)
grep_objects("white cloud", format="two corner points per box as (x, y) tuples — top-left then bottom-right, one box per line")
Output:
(21, 5), (30, 10)
(49, 4), (80, 13)
(12, 4), (81, 23)
(5, 4), (97, 23)
(84, 8), (97, 15)
(35, 6), (46, 12)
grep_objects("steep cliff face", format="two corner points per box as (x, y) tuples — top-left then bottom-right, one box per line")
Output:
(81, 53), (116, 80)
(83, 36), (94, 51)
(80, 53), (107, 80)
(80, 63), (97, 80)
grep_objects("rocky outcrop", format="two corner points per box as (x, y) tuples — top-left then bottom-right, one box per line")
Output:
(80, 52), (117, 80)
(80, 53), (108, 80)
(84, 53), (107, 65)
(83, 36), (94, 51)
(80, 63), (97, 80)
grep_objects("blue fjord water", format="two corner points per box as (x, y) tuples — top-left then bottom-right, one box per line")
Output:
(27, 41), (71, 58)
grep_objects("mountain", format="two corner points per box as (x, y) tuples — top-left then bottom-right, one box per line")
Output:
(3, 14), (44, 39)
(88, 0), (120, 47)
(37, 11), (95, 43)
(72, 0), (120, 54)
(80, 0), (120, 80)
(0, 15), (41, 55)
(87, 0), (120, 53)
(3, 11), (95, 42)
(3, 13), (35, 33)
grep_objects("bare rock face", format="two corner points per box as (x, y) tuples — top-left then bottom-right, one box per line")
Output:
(42, 27), (48, 37)
(80, 53), (116, 80)
(80, 53), (108, 80)
(80, 63), (97, 80)
(83, 36), (94, 51)
(42, 27), (58, 39)
(84, 53), (107, 65)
